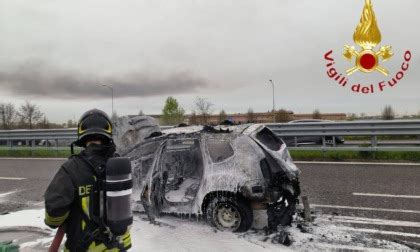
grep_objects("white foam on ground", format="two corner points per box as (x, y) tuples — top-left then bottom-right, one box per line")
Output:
(0, 209), (48, 228)
(20, 237), (54, 249)
(0, 209), (410, 251)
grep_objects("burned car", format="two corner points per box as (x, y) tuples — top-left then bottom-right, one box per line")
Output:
(120, 117), (301, 232)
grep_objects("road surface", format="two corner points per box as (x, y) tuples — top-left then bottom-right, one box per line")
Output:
(0, 158), (419, 248)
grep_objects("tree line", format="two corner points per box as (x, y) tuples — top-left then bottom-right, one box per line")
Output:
(161, 96), (214, 125)
(0, 101), (65, 130)
(161, 96), (304, 125)
(2, 100), (415, 129)
(347, 105), (420, 121)
(161, 97), (417, 126)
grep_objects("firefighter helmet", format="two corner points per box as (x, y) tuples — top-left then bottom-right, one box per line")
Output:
(75, 109), (113, 147)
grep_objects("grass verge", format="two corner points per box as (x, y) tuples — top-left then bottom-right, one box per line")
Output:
(0, 148), (80, 158)
(344, 135), (419, 141)
(290, 150), (420, 162)
(0, 148), (419, 162)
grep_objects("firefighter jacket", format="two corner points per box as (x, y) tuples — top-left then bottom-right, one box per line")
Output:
(44, 143), (132, 251)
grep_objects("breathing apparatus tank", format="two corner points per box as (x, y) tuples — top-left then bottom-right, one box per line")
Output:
(105, 157), (133, 236)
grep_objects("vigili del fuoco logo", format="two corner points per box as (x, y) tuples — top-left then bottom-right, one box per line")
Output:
(324, 0), (412, 94)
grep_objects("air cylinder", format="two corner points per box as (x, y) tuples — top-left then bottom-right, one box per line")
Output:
(105, 157), (133, 236)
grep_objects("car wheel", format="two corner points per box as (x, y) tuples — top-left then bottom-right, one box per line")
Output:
(206, 195), (253, 232)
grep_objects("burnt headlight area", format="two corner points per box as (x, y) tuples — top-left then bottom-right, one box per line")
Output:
(259, 155), (288, 188)
(251, 185), (264, 194)
(260, 158), (271, 180)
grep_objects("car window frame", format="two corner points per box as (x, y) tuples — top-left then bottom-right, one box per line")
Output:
(252, 126), (283, 152)
(205, 138), (235, 164)
(159, 138), (200, 173)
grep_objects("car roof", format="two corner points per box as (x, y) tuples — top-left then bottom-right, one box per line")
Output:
(161, 124), (256, 135)
(134, 124), (267, 148)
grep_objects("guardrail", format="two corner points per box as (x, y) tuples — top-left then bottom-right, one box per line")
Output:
(0, 128), (76, 141)
(0, 120), (419, 152)
(266, 120), (420, 152)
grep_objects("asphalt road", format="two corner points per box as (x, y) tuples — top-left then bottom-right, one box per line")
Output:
(1, 158), (419, 247)
(0, 159), (61, 212)
(297, 161), (420, 246)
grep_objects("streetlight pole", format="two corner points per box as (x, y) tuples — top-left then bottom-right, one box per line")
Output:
(269, 80), (275, 122)
(101, 84), (114, 116)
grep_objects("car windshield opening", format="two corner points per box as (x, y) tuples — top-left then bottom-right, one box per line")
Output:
(256, 127), (282, 151)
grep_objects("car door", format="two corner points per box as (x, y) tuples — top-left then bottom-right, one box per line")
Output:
(143, 142), (166, 217)
(158, 138), (204, 213)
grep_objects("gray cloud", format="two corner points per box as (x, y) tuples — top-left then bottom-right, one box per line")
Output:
(0, 61), (207, 99)
(0, 0), (419, 123)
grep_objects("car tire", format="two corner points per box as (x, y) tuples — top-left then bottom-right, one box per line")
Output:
(206, 195), (253, 232)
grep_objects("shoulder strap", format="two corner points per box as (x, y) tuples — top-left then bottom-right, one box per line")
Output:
(72, 153), (104, 177)
(70, 141), (76, 155)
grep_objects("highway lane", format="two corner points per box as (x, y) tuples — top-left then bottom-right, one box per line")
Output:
(297, 162), (420, 219)
(1, 158), (419, 246)
(0, 158), (61, 213)
(297, 161), (420, 245)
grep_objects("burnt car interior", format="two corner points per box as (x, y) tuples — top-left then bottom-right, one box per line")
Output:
(161, 138), (204, 203)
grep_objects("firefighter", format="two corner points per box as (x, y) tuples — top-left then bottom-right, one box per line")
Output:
(44, 109), (132, 251)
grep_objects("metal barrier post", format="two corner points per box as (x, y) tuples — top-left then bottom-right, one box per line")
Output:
(55, 139), (59, 157)
(371, 136), (377, 147)
(322, 136), (326, 159)
(371, 136), (377, 159)
(9, 140), (12, 156)
(31, 140), (35, 157)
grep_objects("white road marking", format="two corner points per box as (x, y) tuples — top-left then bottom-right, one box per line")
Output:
(353, 192), (420, 199)
(321, 215), (420, 228)
(312, 204), (420, 214)
(294, 161), (420, 166)
(0, 177), (26, 180)
(0, 191), (17, 198)
(337, 226), (420, 238)
(315, 242), (400, 252)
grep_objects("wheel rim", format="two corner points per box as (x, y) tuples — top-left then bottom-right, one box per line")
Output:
(214, 203), (241, 231)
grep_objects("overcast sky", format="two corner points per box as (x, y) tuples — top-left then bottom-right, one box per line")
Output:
(0, 0), (419, 123)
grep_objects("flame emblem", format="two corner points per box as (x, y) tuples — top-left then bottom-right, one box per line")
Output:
(343, 0), (393, 76)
